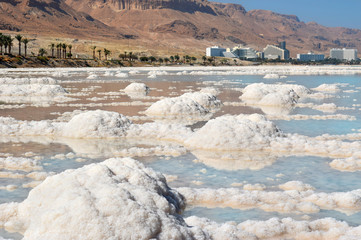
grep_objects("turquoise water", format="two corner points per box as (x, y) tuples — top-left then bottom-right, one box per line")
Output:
(1, 69), (361, 238)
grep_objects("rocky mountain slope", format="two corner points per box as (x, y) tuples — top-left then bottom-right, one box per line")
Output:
(1, 0), (361, 57)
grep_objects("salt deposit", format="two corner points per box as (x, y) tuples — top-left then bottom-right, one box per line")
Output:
(329, 153), (361, 172)
(145, 91), (221, 119)
(0, 157), (42, 172)
(124, 82), (150, 98)
(0, 77), (57, 85)
(0, 84), (69, 103)
(185, 216), (361, 240)
(62, 110), (132, 138)
(312, 84), (341, 93)
(263, 74), (280, 79)
(0, 158), (205, 239)
(177, 185), (361, 214)
(185, 114), (283, 151)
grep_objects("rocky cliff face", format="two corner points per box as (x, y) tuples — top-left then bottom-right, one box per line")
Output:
(68, 0), (217, 14)
(1, 0), (361, 56)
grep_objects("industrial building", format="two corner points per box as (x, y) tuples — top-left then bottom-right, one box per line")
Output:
(206, 45), (258, 60)
(263, 41), (290, 60)
(330, 48), (358, 61)
(297, 52), (325, 61)
(206, 46), (226, 57)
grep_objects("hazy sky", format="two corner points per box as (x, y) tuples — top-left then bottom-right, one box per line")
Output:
(214, 0), (361, 29)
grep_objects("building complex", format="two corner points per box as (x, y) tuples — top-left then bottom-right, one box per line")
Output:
(206, 42), (359, 62)
(330, 48), (358, 61)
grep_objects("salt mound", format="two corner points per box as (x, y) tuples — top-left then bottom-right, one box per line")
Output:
(186, 216), (360, 240)
(145, 92), (221, 117)
(240, 83), (312, 109)
(0, 157), (42, 172)
(145, 96), (209, 117)
(185, 114), (283, 151)
(124, 83), (150, 98)
(263, 74), (280, 79)
(181, 92), (222, 109)
(0, 84), (67, 96)
(279, 181), (315, 191)
(0, 77), (57, 85)
(62, 110), (132, 138)
(0, 158), (204, 239)
(312, 84), (341, 93)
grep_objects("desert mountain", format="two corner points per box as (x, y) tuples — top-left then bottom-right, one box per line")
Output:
(1, 0), (361, 57)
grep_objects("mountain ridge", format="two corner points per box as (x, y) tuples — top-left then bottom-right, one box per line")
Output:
(1, 0), (360, 57)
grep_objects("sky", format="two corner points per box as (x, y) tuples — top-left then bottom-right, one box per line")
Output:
(213, 0), (361, 29)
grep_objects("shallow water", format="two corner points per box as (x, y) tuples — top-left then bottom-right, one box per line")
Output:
(1, 66), (361, 238)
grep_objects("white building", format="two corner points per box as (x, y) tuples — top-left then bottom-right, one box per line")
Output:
(297, 52), (325, 61)
(263, 44), (290, 60)
(231, 46), (258, 59)
(206, 46), (226, 57)
(330, 48), (358, 61)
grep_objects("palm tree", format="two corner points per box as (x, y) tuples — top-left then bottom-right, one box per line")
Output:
(38, 48), (47, 56)
(68, 44), (72, 58)
(170, 56), (174, 62)
(15, 34), (22, 56)
(202, 56), (206, 64)
(104, 48), (111, 60)
(175, 54), (180, 62)
(62, 43), (67, 58)
(56, 43), (62, 58)
(49, 43), (55, 58)
(129, 52), (133, 62)
(97, 49), (101, 60)
(5, 36), (13, 55)
(91, 46), (96, 59)
(0, 34), (4, 55)
(22, 38), (29, 57)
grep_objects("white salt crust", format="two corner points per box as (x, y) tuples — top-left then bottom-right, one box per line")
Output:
(145, 91), (221, 118)
(0, 157), (42, 172)
(0, 158), (206, 240)
(124, 82), (150, 98)
(177, 185), (361, 215)
(1, 159), (361, 239)
(0, 111), (361, 167)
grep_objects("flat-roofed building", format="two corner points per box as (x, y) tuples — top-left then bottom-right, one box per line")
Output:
(206, 46), (226, 57)
(263, 44), (290, 60)
(231, 46), (258, 60)
(297, 52), (325, 61)
(330, 48), (358, 61)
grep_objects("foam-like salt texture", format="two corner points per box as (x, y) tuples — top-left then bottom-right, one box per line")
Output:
(0, 158), (205, 239)
(124, 82), (150, 98)
(145, 91), (221, 119)
(185, 113), (361, 162)
(0, 157), (42, 172)
(62, 110), (132, 138)
(185, 216), (361, 240)
(177, 184), (361, 215)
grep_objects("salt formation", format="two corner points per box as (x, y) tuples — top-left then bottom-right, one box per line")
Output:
(0, 76), (72, 104)
(329, 153), (361, 172)
(124, 82), (150, 98)
(263, 74), (280, 79)
(145, 92), (220, 122)
(0, 77), (57, 85)
(0, 158), (206, 240)
(62, 110), (132, 138)
(185, 114), (283, 151)
(177, 185), (361, 214)
(312, 83), (341, 93)
(240, 83), (311, 105)
(185, 216), (361, 240)
(0, 157), (42, 172)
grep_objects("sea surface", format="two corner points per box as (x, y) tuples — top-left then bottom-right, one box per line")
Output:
(0, 66), (361, 239)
